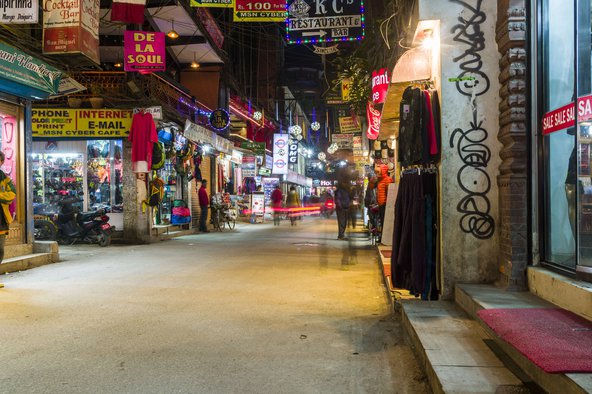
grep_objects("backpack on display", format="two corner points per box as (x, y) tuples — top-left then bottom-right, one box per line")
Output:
(152, 142), (165, 170)
(142, 176), (165, 212)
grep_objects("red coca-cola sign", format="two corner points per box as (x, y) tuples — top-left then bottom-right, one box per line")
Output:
(366, 101), (381, 140)
(371, 68), (389, 104)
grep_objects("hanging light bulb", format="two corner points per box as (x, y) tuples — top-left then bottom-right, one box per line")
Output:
(190, 52), (200, 69)
(167, 19), (179, 39)
(311, 121), (320, 131)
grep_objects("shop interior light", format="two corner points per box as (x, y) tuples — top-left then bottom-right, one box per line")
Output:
(167, 19), (179, 39)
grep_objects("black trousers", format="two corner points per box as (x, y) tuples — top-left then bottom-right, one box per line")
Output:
(199, 206), (208, 231)
(336, 208), (347, 238)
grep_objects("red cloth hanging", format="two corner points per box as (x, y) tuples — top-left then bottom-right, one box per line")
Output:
(128, 111), (158, 172)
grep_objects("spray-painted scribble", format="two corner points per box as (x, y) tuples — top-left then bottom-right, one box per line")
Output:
(450, 109), (495, 239)
(450, 0), (495, 239)
(450, 0), (490, 97)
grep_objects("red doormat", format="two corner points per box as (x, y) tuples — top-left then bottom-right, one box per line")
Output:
(477, 308), (592, 373)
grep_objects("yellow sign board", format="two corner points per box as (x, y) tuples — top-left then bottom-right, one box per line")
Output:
(341, 78), (351, 101)
(32, 108), (133, 138)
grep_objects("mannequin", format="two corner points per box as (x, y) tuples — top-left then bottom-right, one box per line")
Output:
(565, 129), (577, 238)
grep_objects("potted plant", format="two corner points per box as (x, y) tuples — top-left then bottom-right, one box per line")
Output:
(67, 95), (82, 108)
(88, 85), (104, 109)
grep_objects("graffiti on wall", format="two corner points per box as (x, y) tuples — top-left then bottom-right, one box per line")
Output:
(449, 0), (495, 239)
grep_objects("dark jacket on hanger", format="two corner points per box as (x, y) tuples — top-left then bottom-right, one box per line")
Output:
(398, 87), (424, 166)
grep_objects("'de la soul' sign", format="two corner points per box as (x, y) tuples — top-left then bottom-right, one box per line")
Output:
(124, 31), (165, 73)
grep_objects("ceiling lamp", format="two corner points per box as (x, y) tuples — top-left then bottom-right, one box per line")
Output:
(253, 111), (262, 121)
(318, 152), (326, 161)
(311, 121), (320, 131)
(167, 19), (179, 39)
(190, 52), (200, 69)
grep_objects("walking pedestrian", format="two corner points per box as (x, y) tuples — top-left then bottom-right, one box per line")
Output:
(0, 151), (16, 289)
(198, 180), (210, 233)
(286, 186), (301, 226)
(271, 185), (283, 226)
(334, 181), (351, 240)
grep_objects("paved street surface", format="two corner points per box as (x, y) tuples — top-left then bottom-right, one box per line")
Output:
(1, 216), (429, 394)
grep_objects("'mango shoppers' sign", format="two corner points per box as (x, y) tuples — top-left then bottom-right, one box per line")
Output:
(32, 108), (132, 138)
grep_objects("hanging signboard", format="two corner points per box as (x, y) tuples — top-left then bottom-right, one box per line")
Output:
(134, 106), (162, 120)
(0, 0), (38, 23)
(242, 155), (257, 177)
(190, 0), (232, 7)
(366, 101), (381, 140)
(209, 108), (230, 131)
(313, 44), (339, 55)
(372, 68), (389, 104)
(31, 108), (133, 138)
(286, 0), (365, 44)
(272, 133), (289, 175)
(42, 0), (100, 64)
(331, 133), (353, 149)
(234, 0), (286, 22)
(288, 141), (298, 164)
(0, 42), (62, 95)
(124, 31), (166, 73)
(241, 141), (266, 155)
(341, 78), (351, 101)
(338, 116), (361, 133)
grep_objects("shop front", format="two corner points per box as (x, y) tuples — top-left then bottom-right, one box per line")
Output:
(535, 0), (592, 281)
(0, 42), (64, 266)
(31, 109), (132, 231)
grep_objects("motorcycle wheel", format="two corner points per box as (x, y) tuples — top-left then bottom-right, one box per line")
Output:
(97, 229), (111, 247)
(34, 219), (57, 240)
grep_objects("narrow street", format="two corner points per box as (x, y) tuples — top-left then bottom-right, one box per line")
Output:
(0, 216), (428, 394)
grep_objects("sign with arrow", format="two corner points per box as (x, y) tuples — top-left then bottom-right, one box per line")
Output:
(286, 0), (364, 44)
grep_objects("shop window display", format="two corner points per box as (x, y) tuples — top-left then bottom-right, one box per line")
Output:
(86, 140), (123, 213)
(32, 153), (84, 213)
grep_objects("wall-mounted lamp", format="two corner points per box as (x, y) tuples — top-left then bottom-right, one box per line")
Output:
(421, 29), (434, 50)
(167, 19), (179, 39)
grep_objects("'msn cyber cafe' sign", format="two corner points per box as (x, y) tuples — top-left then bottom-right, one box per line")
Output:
(124, 31), (165, 73)
(32, 109), (132, 138)
(233, 0), (286, 22)
(372, 68), (389, 104)
(543, 95), (592, 134)
(42, 0), (100, 64)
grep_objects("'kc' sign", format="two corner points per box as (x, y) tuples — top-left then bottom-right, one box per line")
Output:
(286, 0), (365, 44)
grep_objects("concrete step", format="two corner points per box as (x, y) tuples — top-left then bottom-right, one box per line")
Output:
(0, 252), (56, 274)
(456, 284), (592, 394)
(400, 300), (531, 393)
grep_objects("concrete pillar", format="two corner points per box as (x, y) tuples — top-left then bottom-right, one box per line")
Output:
(122, 139), (152, 243)
(419, 0), (502, 298)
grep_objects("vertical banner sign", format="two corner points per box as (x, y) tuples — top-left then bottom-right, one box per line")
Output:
(341, 78), (351, 101)
(371, 68), (389, 104)
(286, 0), (365, 44)
(0, 0), (38, 23)
(124, 31), (166, 73)
(233, 0), (286, 22)
(42, 0), (100, 64)
(190, 0), (232, 7)
(272, 134), (289, 175)
(288, 141), (298, 164)
(366, 101), (381, 140)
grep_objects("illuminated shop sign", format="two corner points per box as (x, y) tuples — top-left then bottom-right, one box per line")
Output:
(286, 0), (365, 45)
(32, 108), (133, 138)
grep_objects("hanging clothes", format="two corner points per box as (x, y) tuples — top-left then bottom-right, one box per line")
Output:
(128, 111), (158, 173)
(398, 87), (424, 166)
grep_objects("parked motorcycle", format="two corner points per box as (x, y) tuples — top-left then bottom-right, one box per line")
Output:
(34, 198), (113, 246)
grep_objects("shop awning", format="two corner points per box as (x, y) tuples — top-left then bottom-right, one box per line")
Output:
(0, 41), (63, 99)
